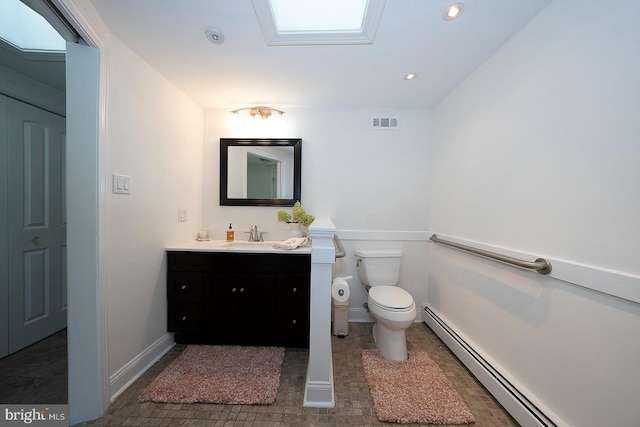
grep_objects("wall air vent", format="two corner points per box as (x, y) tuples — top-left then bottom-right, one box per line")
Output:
(371, 117), (399, 130)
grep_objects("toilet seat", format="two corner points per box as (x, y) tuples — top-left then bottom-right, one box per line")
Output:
(369, 286), (414, 312)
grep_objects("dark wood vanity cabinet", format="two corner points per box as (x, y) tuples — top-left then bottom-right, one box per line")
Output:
(167, 251), (311, 347)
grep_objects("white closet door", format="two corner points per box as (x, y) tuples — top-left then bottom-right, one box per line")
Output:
(7, 98), (66, 353)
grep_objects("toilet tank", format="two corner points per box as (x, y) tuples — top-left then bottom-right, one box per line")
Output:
(355, 249), (403, 286)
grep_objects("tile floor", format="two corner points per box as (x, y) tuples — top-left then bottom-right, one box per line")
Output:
(0, 324), (519, 426)
(82, 323), (519, 426)
(0, 329), (67, 404)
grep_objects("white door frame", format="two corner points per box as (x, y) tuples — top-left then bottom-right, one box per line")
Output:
(64, 41), (108, 424)
(53, 0), (111, 423)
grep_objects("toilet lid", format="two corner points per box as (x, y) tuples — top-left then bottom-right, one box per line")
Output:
(369, 286), (413, 310)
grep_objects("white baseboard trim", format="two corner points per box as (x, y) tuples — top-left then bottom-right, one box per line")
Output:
(347, 307), (373, 322)
(109, 333), (175, 402)
(423, 307), (562, 427)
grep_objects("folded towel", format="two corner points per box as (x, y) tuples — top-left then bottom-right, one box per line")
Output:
(272, 237), (308, 250)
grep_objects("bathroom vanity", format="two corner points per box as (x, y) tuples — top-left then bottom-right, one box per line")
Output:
(166, 241), (311, 348)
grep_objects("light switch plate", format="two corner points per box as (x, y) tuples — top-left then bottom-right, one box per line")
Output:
(113, 173), (131, 194)
(178, 208), (187, 222)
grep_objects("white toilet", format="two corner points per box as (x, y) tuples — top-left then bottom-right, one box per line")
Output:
(355, 249), (416, 361)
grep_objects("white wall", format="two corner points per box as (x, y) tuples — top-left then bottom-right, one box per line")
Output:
(104, 37), (204, 397)
(203, 107), (431, 319)
(429, 0), (640, 426)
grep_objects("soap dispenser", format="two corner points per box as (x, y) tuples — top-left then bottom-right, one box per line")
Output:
(226, 223), (234, 241)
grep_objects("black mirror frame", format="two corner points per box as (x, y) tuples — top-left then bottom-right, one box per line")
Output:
(220, 138), (302, 206)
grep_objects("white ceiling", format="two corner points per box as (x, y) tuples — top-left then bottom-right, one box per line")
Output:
(89, 0), (552, 109)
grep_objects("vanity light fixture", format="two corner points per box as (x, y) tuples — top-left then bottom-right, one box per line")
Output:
(231, 106), (285, 119)
(443, 3), (464, 21)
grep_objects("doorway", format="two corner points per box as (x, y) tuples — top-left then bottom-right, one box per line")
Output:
(246, 153), (280, 198)
(0, 0), (68, 404)
(1, 1), (106, 422)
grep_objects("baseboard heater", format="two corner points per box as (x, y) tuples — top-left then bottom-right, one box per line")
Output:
(423, 307), (558, 427)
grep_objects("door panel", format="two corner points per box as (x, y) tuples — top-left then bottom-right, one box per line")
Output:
(24, 248), (49, 324)
(23, 122), (48, 228)
(7, 98), (66, 354)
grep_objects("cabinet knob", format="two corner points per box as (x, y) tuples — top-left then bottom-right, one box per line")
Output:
(292, 319), (297, 324)
(180, 284), (187, 290)
(240, 287), (244, 293)
(232, 287), (236, 292)
(181, 316), (187, 321)
(292, 287), (297, 293)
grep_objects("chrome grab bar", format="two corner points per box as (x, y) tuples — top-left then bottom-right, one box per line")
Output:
(429, 234), (552, 275)
(334, 235), (346, 258)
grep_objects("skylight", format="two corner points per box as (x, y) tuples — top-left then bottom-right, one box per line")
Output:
(252, 0), (386, 45)
(270, 0), (367, 32)
(0, 0), (65, 52)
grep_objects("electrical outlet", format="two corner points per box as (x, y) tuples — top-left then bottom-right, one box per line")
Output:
(178, 208), (188, 222)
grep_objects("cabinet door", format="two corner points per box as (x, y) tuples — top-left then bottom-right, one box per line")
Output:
(209, 274), (276, 338)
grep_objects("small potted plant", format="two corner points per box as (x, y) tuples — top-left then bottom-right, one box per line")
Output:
(277, 202), (315, 237)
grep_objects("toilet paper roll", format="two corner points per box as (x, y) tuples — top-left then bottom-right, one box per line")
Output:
(331, 278), (350, 302)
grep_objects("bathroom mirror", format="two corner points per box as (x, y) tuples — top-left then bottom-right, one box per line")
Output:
(220, 138), (301, 206)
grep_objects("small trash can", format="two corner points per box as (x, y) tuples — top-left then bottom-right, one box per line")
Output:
(332, 299), (349, 337)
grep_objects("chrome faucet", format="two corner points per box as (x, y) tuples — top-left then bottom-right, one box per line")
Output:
(248, 224), (263, 242)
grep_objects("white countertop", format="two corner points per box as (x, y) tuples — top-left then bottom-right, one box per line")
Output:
(166, 239), (312, 254)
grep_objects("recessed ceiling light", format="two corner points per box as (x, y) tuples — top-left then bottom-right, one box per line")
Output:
(205, 29), (225, 44)
(404, 73), (417, 81)
(443, 3), (464, 21)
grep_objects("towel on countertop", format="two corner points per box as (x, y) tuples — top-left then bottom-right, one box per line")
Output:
(272, 237), (308, 250)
